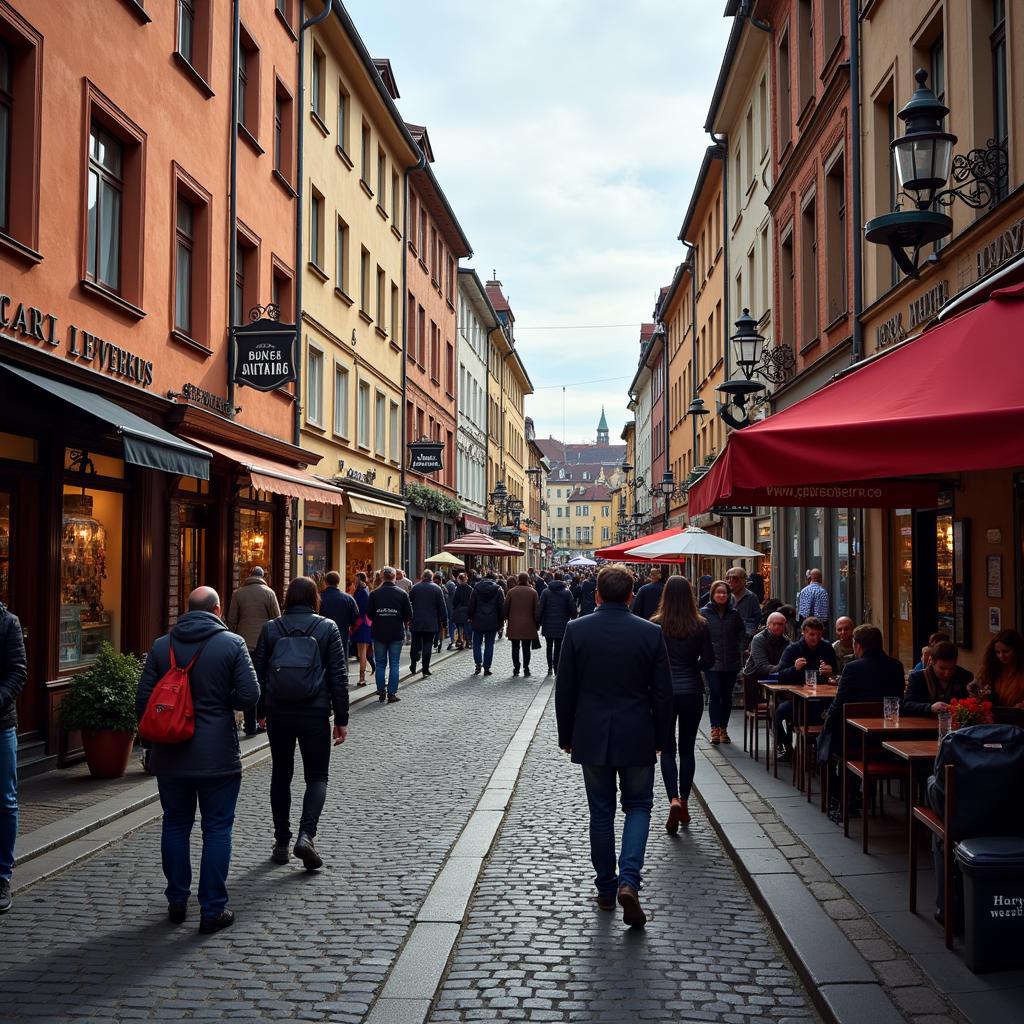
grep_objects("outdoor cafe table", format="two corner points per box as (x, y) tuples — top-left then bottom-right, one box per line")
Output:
(760, 683), (795, 777)
(880, 737), (940, 832)
(788, 683), (839, 798)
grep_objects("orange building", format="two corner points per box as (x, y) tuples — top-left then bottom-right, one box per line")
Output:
(403, 124), (472, 571)
(0, 0), (323, 765)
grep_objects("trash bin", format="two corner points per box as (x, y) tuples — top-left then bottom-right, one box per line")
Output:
(954, 836), (1024, 973)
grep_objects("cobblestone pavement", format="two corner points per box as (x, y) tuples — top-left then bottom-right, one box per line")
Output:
(428, 710), (820, 1024)
(0, 642), (542, 1024)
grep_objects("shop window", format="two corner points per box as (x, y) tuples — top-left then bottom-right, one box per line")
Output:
(239, 504), (274, 584)
(172, 164), (212, 349)
(60, 483), (123, 671)
(273, 80), (294, 187)
(237, 27), (259, 146)
(178, 500), (208, 616)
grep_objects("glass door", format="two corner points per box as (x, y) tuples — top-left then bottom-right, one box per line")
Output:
(179, 503), (208, 615)
(891, 509), (915, 668)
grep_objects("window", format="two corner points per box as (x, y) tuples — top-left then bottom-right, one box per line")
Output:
(374, 392), (386, 456)
(357, 381), (370, 447)
(389, 401), (399, 461)
(360, 121), (371, 185)
(430, 320), (440, 381)
(800, 194), (818, 343)
(758, 75), (768, 156)
(430, 226), (438, 280)
(87, 124), (124, 292)
(419, 207), (427, 254)
(777, 31), (791, 151)
(392, 170), (400, 227)
(0, 41), (11, 233)
(408, 193), (418, 251)
(335, 217), (348, 292)
(780, 227), (795, 348)
(825, 156), (847, 322)
(174, 196), (194, 334)
(176, 0), (211, 83)
(311, 46), (325, 121)
(273, 81), (294, 185)
(391, 282), (399, 341)
(333, 363), (349, 436)
(376, 266), (386, 330)
(306, 344), (324, 426)
(797, 0), (814, 110)
(309, 189), (323, 269)
(991, 0), (1008, 198)
(337, 84), (349, 153)
(822, 0), (842, 60)
(234, 227), (257, 324)
(237, 28), (259, 142)
(377, 146), (386, 210)
(445, 341), (454, 394)
(177, 0), (195, 63)
(271, 259), (293, 320)
(360, 246), (370, 314)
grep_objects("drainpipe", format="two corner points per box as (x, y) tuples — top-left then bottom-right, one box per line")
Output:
(401, 152), (427, 575)
(850, 0), (864, 363)
(710, 135), (729, 381)
(227, 0), (241, 418)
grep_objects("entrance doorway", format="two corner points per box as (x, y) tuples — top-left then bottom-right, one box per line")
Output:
(303, 527), (331, 577)
(179, 503), (207, 615)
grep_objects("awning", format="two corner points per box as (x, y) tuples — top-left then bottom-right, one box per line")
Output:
(347, 494), (406, 522)
(0, 361), (210, 479)
(690, 281), (1024, 514)
(594, 527), (685, 561)
(461, 512), (491, 532)
(443, 531), (524, 556)
(184, 436), (344, 505)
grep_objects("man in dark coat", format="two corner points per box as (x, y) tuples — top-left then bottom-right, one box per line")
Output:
(555, 565), (673, 928)
(630, 567), (664, 621)
(538, 572), (577, 676)
(578, 575), (597, 615)
(902, 641), (972, 717)
(529, 567), (547, 596)
(367, 568), (413, 703)
(774, 616), (838, 761)
(319, 571), (359, 661)
(817, 624), (905, 769)
(409, 570), (448, 678)
(468, 574), (503, 675)
(0, 602), (27, 915)
(136, 587), (260, 934)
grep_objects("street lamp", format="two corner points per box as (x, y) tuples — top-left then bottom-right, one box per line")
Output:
(717, 308), (768, 430)
(865, 68), (1008, 278)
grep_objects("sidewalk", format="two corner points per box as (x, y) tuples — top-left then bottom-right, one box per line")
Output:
(693, 718), (1024, 1024)
(14, 645), (464, 879)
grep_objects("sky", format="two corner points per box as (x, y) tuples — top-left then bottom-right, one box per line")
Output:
(345, 0), (733, 446)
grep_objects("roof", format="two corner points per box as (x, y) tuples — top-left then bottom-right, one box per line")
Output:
(457, 267), (501, 330)
(657, 256), (693, 321)
(485, 280), (512, 316)
(597, 406), (608, 431)
(567, 484), (613, 502)
(703, 12), (744, 132)
(404, 121), (434, 162)
(372, 58), (400, 100)
(678, 145), (725, 244)
(408, 127), (472, 257)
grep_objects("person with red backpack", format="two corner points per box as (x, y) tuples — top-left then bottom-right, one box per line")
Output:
(135, 587), (259, 934)
(254, 576), (348, 872)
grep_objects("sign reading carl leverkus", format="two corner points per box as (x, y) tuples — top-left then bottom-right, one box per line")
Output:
(233, 315), (296, 392)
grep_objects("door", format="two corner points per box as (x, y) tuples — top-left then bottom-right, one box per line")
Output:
(179, 503), (208, 615)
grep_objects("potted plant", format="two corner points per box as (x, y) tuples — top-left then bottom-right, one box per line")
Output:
(59, 642), (143, 778)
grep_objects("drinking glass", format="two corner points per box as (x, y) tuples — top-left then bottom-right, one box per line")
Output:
(804, 668), (818, 693)
(937, 711), (952, 739)
(883, 696), (900, 727)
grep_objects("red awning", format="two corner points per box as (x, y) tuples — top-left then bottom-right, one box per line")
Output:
(594, 528), (686, 562)
(689, 281), (1024, 514)
(184, 437), (346, 506)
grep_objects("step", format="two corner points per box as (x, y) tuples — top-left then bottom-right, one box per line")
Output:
(16, 737), (56, 779)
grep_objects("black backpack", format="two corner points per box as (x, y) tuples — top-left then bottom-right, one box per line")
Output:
(268, 617), (327, 703)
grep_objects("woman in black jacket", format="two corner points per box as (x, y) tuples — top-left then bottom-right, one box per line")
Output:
(701, 580), (745, 746)
(451, 574), (473, 649)
(254, 576), (348, 871)
(652, 577), (714, 833)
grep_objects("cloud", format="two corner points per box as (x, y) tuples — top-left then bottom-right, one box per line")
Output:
(342, 0), (731, 441)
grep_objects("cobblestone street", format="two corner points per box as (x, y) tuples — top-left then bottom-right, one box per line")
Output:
(1, 640), (823, 1024)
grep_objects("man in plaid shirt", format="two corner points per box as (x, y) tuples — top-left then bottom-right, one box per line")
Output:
(796, 569), (830, 634)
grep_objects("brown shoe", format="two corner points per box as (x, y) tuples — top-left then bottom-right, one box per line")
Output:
(721, 730), (732, 744)
(387, 694), (401, 704)
(679, 799), (691, 825)
(666, 801), (683, 835)
(617, 884), (646, 928)
(710, 727), (721, 745)
(593, 892), (615, 912)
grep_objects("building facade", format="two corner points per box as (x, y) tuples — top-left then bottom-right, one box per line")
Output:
(662, 258), (695, 528)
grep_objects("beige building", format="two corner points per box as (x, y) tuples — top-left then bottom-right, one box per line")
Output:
(299, 11), (419, 584)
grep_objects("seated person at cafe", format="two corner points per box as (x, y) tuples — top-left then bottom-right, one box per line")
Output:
(743, 612), (790, 679)
(773, 617), (838, 763)
(832, 616), (857, 674)
(912, 631), (950, 672)
(975, 629), (1024, 709)
(902, 641), (972, 717)
(817, 624), (905, 820)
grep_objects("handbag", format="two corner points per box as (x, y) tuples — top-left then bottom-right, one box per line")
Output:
(531, 637), (542, 650)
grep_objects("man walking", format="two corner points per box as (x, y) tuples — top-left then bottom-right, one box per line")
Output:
(578, 573), (597, 615)
(320, 571), (359, 662)
(367, 567), (413, 703)
(226, 566), (280, 734)
(409, 570), (447, 678)
(796, 569), (830, 635)
(0, 602), (27, 915)
(136, 587), (259, 933)
(726, 566), (761, 643)
(555, 564), (673, 928)
(630, 567), (664, 620)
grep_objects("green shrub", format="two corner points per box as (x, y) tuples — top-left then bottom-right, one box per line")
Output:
(59, 642), (142, 733)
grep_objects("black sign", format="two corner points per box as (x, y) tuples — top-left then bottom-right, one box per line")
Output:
(712, 505), (755, 517)
(233, 318), (296, 392)
(408, 441), (444, 473)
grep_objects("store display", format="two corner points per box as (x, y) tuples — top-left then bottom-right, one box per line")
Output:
(61, 493), (112, 667)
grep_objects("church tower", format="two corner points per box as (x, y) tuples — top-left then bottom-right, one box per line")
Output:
(596, 407), (609, 446)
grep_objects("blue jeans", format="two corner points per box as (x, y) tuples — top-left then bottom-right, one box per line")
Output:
(374, 640), (403, 695)
(0, 727), (17, 883)
(157, 774), (241, 917)
(472, 630), (496, 669)
(581, 764), (654, 895)
(706, 670), (737, 729)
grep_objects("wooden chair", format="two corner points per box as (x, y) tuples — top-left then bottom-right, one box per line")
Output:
(841, 701), (904, 853)
(910, 763), (955, 950)
(742, 673), (770, 763)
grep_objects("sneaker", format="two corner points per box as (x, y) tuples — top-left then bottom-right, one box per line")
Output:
(293, 832), (323, 871)
(271, 843), (290, 865)
(0, 879), (10, 915)
(168, 902), (187, 924)
(198, 909), (235, 935)
(387, 694), (401, 704)
(710, 727), (722, 745)
(617, 884), (646, 928)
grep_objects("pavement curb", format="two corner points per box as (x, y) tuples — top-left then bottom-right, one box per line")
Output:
(692, 743), (908, 1024)
(12, 647), (464, 889)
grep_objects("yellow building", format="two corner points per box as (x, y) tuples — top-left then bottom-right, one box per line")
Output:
(299, 11), (419, 583)
(561, 484), (613, 558)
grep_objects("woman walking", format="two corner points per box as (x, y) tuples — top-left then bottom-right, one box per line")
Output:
(538, 571), (577, 676)
(651, 577), (714, 832)
(451, 573), (473, 649)
(701, 580), (745, 745)
(352, 572), (373, 685)
(504, 573), (540, 677)
(254, 577), (348, 870)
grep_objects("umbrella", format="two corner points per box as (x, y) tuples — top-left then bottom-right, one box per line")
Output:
(424, 551), (464, 567)
(566, 555), (596, 567)
(442, 531), (524, 557)
(627, 526), (761, 560)
(593, 527), (686, 563)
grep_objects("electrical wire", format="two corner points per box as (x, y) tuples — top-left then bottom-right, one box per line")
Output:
(532, 374), (632, 390)
(515, 323), (641, 330)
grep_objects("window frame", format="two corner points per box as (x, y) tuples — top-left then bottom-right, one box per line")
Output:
(308, 186), (324, 272)
(357, 379), (371, 449)
(170, 162), (213, 351)
(305, 340), (325, 428)
(333, 360), (349, 439)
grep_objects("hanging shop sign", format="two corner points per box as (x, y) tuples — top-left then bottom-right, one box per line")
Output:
(874, 279), (950, 351)
(181, 383), (231, 416)
(233, 317), (296, 391)
(408, 440), (444, 474)
(0, 293), (155, 387)
(712, 505), (755, 517)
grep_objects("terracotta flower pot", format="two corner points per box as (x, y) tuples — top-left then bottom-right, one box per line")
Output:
(81, 729), (136, 779)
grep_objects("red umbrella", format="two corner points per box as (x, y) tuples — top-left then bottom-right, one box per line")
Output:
(594, 527), (687, 563)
